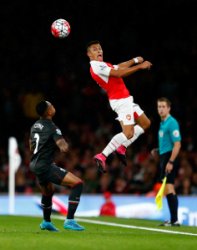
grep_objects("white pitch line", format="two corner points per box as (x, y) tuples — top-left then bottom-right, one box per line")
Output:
(54, 215), (197, 237)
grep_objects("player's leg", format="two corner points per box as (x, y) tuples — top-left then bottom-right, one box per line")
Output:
(94, 97), (135, 171)
(159, 153), (180, 226)
(61, 172), (85, 231)
(43, 164), (84, 230)
(164, 176), (179, 226)
(121, 112), (150, 148)
(115, 105), (151, 165)
(135, 112), (151, 131)
(39, 182), (59, 232)
(114, 123), (134, 166)
(94, 130), (130, 172)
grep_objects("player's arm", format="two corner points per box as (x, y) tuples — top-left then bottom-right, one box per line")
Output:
(118, 56), (144, 68)
(166, 141), (181, 173)
(56, 138), (69, 153)
(168, 141), (181, 163)
(110, 61), (152, 78)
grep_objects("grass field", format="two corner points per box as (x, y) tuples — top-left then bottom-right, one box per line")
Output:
(0, 215), (196, 250)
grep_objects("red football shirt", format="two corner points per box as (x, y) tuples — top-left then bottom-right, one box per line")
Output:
(90, 61), (130, 100)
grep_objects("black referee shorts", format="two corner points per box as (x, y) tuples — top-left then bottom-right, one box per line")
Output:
(36, 163), (68, 186)
(159, 151), (179, 184)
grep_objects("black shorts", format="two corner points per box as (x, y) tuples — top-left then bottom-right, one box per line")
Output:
(159, 151), (179, 184)
(36, 163), (68, 186)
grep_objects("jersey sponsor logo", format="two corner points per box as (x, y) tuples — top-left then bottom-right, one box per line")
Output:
(126, 114), (131, 120)
(34, 123), (44, 130)
(99, 64), (107, 70)
(173, 130), (180, 137)
(159, 130), (164, 137)
(56, 128), (62, 135)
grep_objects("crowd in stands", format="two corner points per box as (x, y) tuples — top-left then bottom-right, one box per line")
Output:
(0, 68), (196, 196)
(0, 1), (196, 196)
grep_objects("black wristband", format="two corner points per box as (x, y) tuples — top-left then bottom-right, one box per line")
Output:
(168, 160), (174, 164)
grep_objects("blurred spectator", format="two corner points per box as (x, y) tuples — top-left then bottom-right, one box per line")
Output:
(191, 173), (197, 195)
(0, 1), (197, 197)
(19, 85), (45, 122)
(176, 178), (191, 195)
(100, 191), (116, 217)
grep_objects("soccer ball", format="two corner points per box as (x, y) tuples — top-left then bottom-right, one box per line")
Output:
(51, 18), (71, 38)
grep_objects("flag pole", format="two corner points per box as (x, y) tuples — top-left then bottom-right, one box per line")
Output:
(8, 160), (15, 214)
(8, 137), (22, 215)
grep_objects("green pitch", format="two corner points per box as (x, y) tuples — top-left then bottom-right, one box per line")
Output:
(0, 215), (196, 250)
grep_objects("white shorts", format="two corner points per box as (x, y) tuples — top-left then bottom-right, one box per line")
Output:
(109, 96), (144, 125)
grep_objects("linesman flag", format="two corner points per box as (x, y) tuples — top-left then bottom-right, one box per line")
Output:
(155, 176), (167, 210)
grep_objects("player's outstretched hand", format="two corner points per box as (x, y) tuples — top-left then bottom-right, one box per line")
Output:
(140, 61), (152, 70)
(136, 56), (144, 63)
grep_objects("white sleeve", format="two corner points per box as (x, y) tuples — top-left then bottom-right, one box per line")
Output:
(91, 61), (111, 77)
(113, 65), (119, 70)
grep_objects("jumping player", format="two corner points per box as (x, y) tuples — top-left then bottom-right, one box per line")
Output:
(86, 40), (152, 172)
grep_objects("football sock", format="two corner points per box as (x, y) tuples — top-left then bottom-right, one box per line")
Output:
(102, 132), (128, 157)
(122, 125), (144, 148)
(116, 145), (126, 154)
(166, 193), (178, 223)
(67, 182), (83, 219)
(41, 194), (53, 222)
